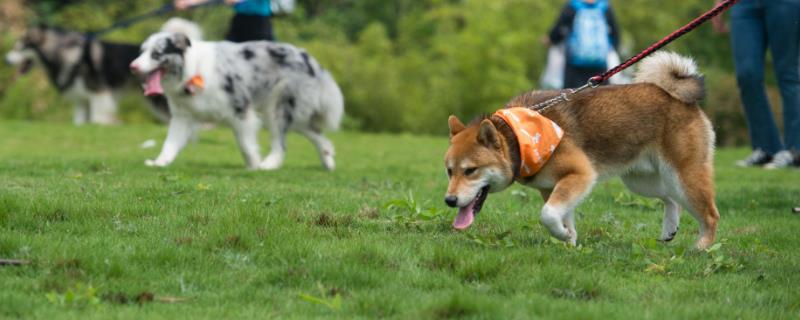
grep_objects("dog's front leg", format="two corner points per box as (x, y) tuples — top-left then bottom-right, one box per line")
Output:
(539, 173), (596, 245)
(72, 103), (89, 126)
(259, 120), (286, 170)
(70, 97), (89, 126)
(232, 113), (262, 169)
(88, 91), (118, 125)
(146, 114), (196, 167)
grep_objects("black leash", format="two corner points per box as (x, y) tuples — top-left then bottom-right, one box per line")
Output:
(55, 1), (224, 91)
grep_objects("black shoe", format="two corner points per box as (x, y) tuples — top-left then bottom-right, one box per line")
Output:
(735, 149), (772, 167)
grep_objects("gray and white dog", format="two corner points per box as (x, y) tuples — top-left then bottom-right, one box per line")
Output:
(130, 32), (344, 170)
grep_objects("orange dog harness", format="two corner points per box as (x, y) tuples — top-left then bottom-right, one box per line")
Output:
(494, 107), (564, 178)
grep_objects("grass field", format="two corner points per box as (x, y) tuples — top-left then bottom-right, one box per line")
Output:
(0, 121), (799, 319)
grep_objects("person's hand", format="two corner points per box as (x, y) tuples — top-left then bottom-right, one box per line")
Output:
(224, 0), (242, 5)
(174, 0), (194, 11)
(712, 0), (729, 34)
(540, 36), (551, 47)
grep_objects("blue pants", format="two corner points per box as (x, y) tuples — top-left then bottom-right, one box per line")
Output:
(731, 0), (800, 153)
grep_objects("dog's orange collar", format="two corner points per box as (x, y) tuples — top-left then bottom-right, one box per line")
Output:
(494, 108), (564, 178)
(184, 74), (205, 95)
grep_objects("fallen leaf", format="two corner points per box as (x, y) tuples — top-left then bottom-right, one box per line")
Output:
(156, 296), (189, 304)
(0, 259), (30, 266)
(136, 292), (155, 304)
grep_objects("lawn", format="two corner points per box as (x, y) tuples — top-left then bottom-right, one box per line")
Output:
(0, 121), (798, 319)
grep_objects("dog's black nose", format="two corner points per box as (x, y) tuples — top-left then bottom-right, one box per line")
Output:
(445, 196), (458, 208)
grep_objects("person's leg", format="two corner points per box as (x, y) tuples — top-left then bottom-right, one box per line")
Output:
(226, 14), (246, 42)
(730, 0), (783, 154)
(563, 65), (604, 89)
(765, 0), (800, 152)
(264, 16), (274, 41)
(226, 14), (273, 43)
(563, 64), (583, 89)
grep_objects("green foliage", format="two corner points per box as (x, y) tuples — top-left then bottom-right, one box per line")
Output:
(298, 283), (343, 312)
(703, 241), (745, 276)
(45, 283), (101, 309)
(613, 191), (661, 210)
(0, 0), (768, 143)
(383, 191), (448, 229)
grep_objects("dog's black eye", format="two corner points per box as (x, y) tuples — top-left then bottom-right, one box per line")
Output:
(446, 168), (453, 177)
(464, 167), (477, 176)
(151, 51), (162, 60)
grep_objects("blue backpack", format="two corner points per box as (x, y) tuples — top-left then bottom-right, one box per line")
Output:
(567, 0), (612, 68)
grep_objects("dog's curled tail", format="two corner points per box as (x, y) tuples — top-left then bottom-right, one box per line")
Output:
(634, 51), (704, 105)
(318, 72), (344, 131)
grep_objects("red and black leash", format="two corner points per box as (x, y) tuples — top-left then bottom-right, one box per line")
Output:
(532, 0), (739, 111)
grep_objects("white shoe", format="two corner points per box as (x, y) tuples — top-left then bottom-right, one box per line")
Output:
(735, 149), (772, 167)
(764, 150), (797, 169)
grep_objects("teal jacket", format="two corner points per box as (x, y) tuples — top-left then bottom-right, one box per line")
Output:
(234, 0), (271, 16)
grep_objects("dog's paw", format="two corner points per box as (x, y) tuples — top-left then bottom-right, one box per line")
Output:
(258, 154), (283, 170)
(258, 161), (282, 170)
(566, 228), (577, 246)
(658, 231), (678, 242)
(540, 208), (570, 241)
(145, 159), (168, 167)
(321, 156), (335, 172)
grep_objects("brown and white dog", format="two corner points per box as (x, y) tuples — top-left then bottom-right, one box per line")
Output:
(444, 52), (719, 249)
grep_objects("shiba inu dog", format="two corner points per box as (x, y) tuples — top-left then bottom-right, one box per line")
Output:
(444, 52), (719, 249)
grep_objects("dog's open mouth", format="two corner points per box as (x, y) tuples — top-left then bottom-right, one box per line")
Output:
(453, 185), (490, 230)
(143, 68), (165, 97)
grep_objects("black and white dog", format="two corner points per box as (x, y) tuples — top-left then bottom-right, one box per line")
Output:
(130, 32), (344, 170)
(3, 19), (202, 124)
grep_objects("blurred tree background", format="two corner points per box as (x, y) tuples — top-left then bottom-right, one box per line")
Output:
(0, 0), (786, 145)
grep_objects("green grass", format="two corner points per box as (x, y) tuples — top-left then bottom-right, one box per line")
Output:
(0, 121), (799, 319)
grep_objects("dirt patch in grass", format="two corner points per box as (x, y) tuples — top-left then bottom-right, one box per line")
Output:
(426, 294), (497, 319)
(102, 292), (131, 305)
(188, 214), (210, 226)
(219, 235), (248, 250)
(550, 286), (601, 301)
(36, 209), (67, 223)
(358, 206), (380, 220)
(312, 212), (354, 228)
(174, 237), (193, 245)
(102, 291), (179, 305)
(256, 227), (268, 239)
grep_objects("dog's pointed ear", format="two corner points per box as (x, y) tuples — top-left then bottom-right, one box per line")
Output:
(171, 33), (191, 51)
(448, 115), (465, 137)
(477, 119), (500, 149)
(28, 25), (45, 44)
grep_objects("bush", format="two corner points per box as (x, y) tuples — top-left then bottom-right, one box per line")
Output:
(0, 0), (775, 145)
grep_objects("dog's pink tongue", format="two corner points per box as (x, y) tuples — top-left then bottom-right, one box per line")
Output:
(143, 69), (164, 97)
(453, 201), (476, 230)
